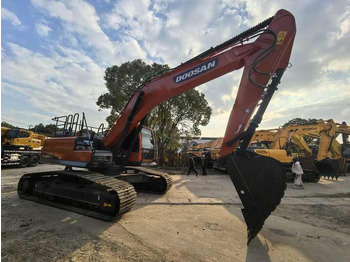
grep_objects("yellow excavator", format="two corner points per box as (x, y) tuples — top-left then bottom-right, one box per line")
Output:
(249, 128), (297, 168)
(1, 127), (45, 167)
(252, 120), (350, 180)
(188, 133), (306, 177)
(186, 138), (222, 167)
(331, 121), (350, 174)
(249, 129), (319, 182)
(201, 120), (349, 181)
(278, 120), (350, 179)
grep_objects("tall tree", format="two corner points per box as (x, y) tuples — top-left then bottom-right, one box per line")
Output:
(283, 118), (319, 127)
(147, 89), (211, 160)
(97, 59), (212, 160)
(1, 122), (16, 128)
(29, 123), (56, 136)
(97, 59), (170, 125)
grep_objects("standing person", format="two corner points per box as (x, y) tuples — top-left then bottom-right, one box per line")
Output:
(292, 158), (304, 189)
(201, 153), (207, 176)
(187, 155), (198, 176)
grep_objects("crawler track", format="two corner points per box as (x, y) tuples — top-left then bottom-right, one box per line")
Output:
(18, 170), (136, 221)
(122, 166), (173, 194)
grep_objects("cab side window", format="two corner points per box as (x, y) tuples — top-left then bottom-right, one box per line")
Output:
(18, 131), (30, 138)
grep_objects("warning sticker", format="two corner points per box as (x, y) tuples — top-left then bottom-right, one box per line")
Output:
(277, 31), (288, 45)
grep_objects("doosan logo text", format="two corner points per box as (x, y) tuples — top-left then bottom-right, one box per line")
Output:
(173, 58), (218, 84)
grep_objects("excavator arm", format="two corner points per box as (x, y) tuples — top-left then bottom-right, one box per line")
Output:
(103, 9), (296, 243)
(104, 10), (295, 155)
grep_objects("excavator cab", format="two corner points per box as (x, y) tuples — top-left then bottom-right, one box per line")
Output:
(141, 127), (158, 166)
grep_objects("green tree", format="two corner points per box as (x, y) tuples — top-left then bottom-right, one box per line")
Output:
(1, 121), (16, 128)
(97, 59), (170, 125)
(97, 59), (212, 161)
(1, 121), (55, 136)
(283, 118), (319, 127)
(30, 123), (56, 136)
(147, 90), (211, 159)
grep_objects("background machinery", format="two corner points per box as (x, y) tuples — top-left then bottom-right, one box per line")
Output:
(250, 127), (320, 182)
(249, 119), (350, 180)
(190, 129), (319, 181)
(1, 127), (45, 167)
(267, 120), (350, 179)
(17, 9), (296, 244)
(330, 121), (350, 173)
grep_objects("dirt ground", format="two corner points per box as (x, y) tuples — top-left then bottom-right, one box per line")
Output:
(2, 164), (350, 262)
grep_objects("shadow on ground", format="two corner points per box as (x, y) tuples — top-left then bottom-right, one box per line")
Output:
(1, 166), (168, 262)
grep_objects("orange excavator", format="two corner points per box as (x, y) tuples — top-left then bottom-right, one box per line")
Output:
(17, 10), (296, 244)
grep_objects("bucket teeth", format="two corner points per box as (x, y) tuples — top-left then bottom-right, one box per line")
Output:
(315, 159), (340, 180)
(225, 151), (286, 244)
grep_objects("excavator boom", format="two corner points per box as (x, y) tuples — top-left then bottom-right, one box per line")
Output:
(103, 10), (296, 158)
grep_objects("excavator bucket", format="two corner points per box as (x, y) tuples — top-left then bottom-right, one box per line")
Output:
(315, 159), (340, 180)
(298, 156), (320, 182)
(225, 151), (286, 244)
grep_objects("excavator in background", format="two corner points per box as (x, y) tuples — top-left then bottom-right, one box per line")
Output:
(250, 120), (350, 180)
(195, 120), (350, 182)
(186, 141), (218, 167)
(17, 10), (296, 244)
(1, 127), (45, 167)
(329, 121), (350, 173)
(247, 128), (314, 180)
(272, 120), (350, 179)
(250, 128), (320, 182)
(194, 131), (319, 181)
(250, 129), (279, 147)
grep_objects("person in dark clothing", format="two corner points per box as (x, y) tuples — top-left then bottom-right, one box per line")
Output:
(201, 154), (207, 176)
(187, 155), (198, 176)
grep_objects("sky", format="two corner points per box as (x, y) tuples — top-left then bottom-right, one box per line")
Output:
(1, 0), (349, 136)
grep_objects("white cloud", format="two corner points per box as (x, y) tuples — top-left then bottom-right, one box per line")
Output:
(2, 43), (109, 127)
(104, 0), (243, 66)
(2, 0), (349, 137)
(261, 93), (350, 129)
(31, 0), (147, 65)
(35, 22), (52, 37)
(3, 108), (53, 127)
(1, 8), (23, 29)
(198, 0), (350, 135)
